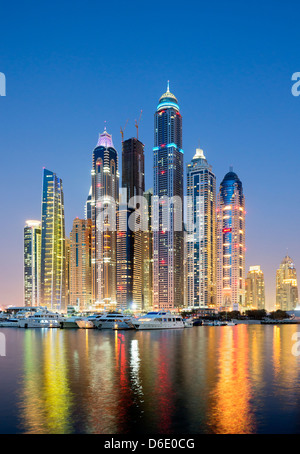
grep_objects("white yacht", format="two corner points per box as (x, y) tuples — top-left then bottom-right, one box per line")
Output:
(0, 318), (20, 327)
(62, 315), (83, 328)
(183, 318), (194, 328)
(133, 311), (184, 330)
(76, 315), (98, 329)
(93, 312), (135, 330)
(18, 311), (64, 328)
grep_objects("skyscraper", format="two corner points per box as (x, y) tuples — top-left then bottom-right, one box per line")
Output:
(142, 188), (153, 311)
(153, 83), (184, 310)
(245, 266), (265, 310)
(186, 148), (216, 308)
(117, 137), (145, 310)
(217, 168), (245, 310)
(91, 129), (119, 308)
(24, 220), (41, 307)
(65, 237), (70, 308)
(69, 218), (92, 311)
(276, 255), (298, 311)
(85, 186), (92, 220)
(40, 169), (66, 311)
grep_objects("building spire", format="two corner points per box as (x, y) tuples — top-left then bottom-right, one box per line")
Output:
(193, 148), (206, 160)
(167, 80), (170, 92)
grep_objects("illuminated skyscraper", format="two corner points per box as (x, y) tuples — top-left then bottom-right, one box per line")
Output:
(186, 148), (216, 308)
(153, 83), (184, 310)
(70, 218), (92, 310)
(142, 188), (153, 311)
(217, 168), (245, 309)
(276, 255), (298, 311)
(65, 237), (70, 308)
(40, 169), (66, 311)
(85, 186), (92, 220)
(117, 137), (145, 310)
(24, 220), (41, 307)
(91, 129), (119, 308)
(245, 266), (265, 310)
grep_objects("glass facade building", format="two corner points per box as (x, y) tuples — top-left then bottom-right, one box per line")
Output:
(142, 188), (153, 311)
(117, 137), (145, 310)
(245, 265), (265, 310)
(91, 129), (119, 308)
(24, 220), (41, 307)
(70, 218), (92, 311)
(186, 148), (216, 308)
(217, 168), (245, 309)
(276, 255), (298, 311)
(153, 83), (184, 310)
(40, 169), (66, 311)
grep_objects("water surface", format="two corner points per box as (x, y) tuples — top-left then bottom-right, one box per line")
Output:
(1, 325), (300, 434)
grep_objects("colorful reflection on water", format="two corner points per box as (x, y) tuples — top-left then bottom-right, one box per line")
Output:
(1, 325), (300, 434)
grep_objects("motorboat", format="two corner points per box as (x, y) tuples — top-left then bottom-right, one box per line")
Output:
(0, 318), (20, 327)
(226, 320), (237, 326)
(133, 311), (184, 330)
(93, 312), (135, 330)
(183, 318), (194, 328)
(62, 315), (83, 328)
(202, 320), (214, 326)
(76, 314), (98, 329)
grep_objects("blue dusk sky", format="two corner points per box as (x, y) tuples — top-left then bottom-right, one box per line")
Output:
(0, 0), (299, 309)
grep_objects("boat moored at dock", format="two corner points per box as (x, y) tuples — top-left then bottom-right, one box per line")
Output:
(18, 310), (64, 328)
(133, 311), (184, 330)
(76, 315), (99, 329)
(93, 312), (136, 330)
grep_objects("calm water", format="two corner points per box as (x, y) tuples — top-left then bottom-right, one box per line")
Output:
(1, 325), (300, 434)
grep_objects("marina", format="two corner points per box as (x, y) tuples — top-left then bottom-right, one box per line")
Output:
(0, 307), (298, 330)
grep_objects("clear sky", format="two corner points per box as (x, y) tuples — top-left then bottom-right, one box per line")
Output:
(0, 0), (299, 310)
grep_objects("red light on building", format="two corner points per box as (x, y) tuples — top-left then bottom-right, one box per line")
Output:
(223, 228), (232, 233)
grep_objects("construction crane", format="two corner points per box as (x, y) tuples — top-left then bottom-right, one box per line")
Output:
(120, 119), (128, 142)
(135, 110), (143, 140)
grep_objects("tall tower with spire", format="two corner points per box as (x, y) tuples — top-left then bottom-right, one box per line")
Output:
(91, 128), (119, 308)
(217, 168), (246, 309)
(153, 82), (184, 310)
(186, 148), (216, 308)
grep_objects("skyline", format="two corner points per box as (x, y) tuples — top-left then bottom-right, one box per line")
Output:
(1, 1), (300, 310)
